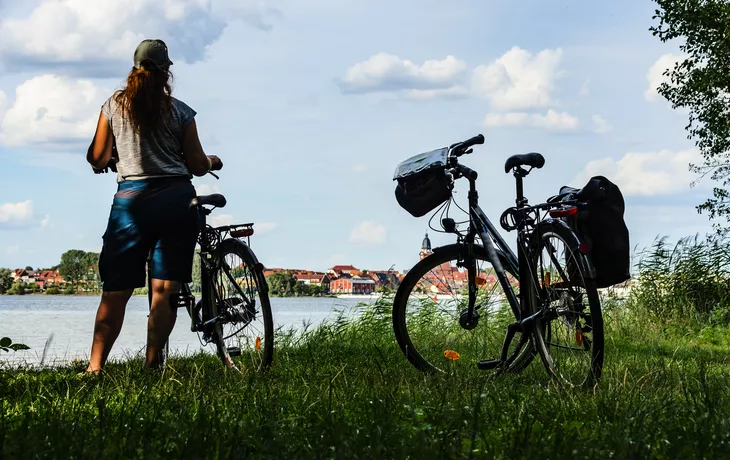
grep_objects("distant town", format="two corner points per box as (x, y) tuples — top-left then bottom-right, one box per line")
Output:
(0, 233), (633, 297)
(0, 235), (443, 296)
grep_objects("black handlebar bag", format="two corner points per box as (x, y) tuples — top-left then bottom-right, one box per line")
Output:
(393, 148), (453, 218)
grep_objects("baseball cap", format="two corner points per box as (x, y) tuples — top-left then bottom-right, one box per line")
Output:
(133, 39), (173, 70)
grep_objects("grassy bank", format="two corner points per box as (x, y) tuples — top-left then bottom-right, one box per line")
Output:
(1, 299), (729, 459)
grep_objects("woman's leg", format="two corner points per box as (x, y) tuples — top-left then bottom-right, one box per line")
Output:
(144, 278), (180, 368)
(87, 289), (134, 373)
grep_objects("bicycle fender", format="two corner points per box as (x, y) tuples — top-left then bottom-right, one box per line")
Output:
(215, 238), (270, 295)
(534, 219), (597, 281)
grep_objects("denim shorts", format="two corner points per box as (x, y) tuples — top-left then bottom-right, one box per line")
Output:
(99, 176), (199, 292)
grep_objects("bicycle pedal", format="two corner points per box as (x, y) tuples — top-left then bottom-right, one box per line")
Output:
(477, 359), (501, 370)
(227, 347), (242, 357)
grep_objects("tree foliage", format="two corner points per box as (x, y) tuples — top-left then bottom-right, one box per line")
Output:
(58, 249), (101, 292)
(59, 250), (87, 285)
(651, 0), (730, 230)
(266, 271), (297, 296)
(6, 283), (26, 295)
(191, 250), (201, 291)
(0, 268), (12, 294)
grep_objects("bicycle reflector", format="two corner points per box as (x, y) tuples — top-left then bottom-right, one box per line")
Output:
(231, 228), (254, 238)
(443, 350), (460, 360)
(549, 206), (578, 218)
(576, 328), (584, 347)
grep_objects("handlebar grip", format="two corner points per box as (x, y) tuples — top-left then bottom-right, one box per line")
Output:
(462, 134), (485, 148)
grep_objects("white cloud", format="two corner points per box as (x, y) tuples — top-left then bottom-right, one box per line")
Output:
(573, 149), (703, 196)
(339, 53), (467, 94)
(40, 215), (52, 229)
(0, 200), (34, 225)
(195, 183), (222, 196)
(645, 54), (684, 102)
(405, 85), (469, 100)
(0, 75), (107, 147)
(211, 214), (234, 227)
(255, 222), (278, 235)
(349, 221), (387, 246)
(591, 115), (612, 134)
(483, 110), (579, 131)
(471, 47), (564, 111)
(0, 90), (7, 121)
(0, 0), (279, 75)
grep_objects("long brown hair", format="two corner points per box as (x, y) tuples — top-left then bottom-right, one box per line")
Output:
(115, 65), (173, 135)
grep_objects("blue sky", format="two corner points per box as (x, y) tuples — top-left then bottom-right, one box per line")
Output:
(0, 0), (713, 273)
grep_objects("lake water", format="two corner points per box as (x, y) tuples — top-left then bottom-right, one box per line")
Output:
(0, 295), (376, 366)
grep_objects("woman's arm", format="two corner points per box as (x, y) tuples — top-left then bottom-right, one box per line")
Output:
(86, 112), (114, 170)
(182, 119), (222, 176)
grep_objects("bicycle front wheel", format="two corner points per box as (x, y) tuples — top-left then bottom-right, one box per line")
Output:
(393, 243), (533, 373)
(530, 222), (604, 387)
(209, 238), (274, 373)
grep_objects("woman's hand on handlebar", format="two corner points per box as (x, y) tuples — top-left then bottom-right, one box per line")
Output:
(208, 155), (223, 171)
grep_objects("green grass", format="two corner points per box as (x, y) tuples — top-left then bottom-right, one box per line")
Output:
(1, 300), (729, 459)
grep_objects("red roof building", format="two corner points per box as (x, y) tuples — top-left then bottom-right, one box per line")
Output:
(11, 269), (26, 282)
(328, 265), (359, 279)
(330, 277), (376, 295)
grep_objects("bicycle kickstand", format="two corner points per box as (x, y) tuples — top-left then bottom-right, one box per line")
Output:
(477, 321), (522, 371)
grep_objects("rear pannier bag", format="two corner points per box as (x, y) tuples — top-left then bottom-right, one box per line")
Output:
(558, 176), (630, 288)
(393, 148), (453, 218)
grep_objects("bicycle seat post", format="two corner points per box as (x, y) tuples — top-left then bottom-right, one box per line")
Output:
(513, 167), (528, 207)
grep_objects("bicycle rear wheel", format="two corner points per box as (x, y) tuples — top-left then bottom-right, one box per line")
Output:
(209, 238), (273, 373)
(530, 222), (604, 387)
(393, 243), (533, 373)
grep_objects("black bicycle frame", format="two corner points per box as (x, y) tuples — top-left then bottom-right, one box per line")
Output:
(192, 210), (217, 333)
(460, 166), (529, 319)
(457, 166), (545, 368)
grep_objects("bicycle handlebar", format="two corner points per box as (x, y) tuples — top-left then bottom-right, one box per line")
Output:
(450, 134), (484, 156)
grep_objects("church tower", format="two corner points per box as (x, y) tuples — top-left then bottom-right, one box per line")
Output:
(419, 233), (432, 260)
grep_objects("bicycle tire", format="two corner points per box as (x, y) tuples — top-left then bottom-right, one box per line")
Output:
(393, 243), (535, 373)
(529, 221), (604, 387)
(209, 238), (274, 373)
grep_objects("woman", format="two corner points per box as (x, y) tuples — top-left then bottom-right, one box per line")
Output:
(85, 39), (222, 373)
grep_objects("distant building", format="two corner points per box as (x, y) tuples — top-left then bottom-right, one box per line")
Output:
(9, 268), (64, 290)
(330, 277), (376, 294)
(368, 271), (400, 291)
(420, 233), (433, 260)
(11, 269), (26, 283)
(328, 265), (359, 279)
(294, 272), (331, 292)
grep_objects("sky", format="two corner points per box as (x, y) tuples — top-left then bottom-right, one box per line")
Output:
(0, 0), (714, 274)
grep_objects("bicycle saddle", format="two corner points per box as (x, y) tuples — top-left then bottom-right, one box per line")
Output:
(190, 194), (227, 208)
(504, 153), (545, 173)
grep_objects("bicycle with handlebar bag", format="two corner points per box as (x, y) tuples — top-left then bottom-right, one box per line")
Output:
(391, 134), (627, 387)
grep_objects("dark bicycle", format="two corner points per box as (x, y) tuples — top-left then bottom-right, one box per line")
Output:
(149, 191), (274, 373)
(392, 134), (612, 387)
